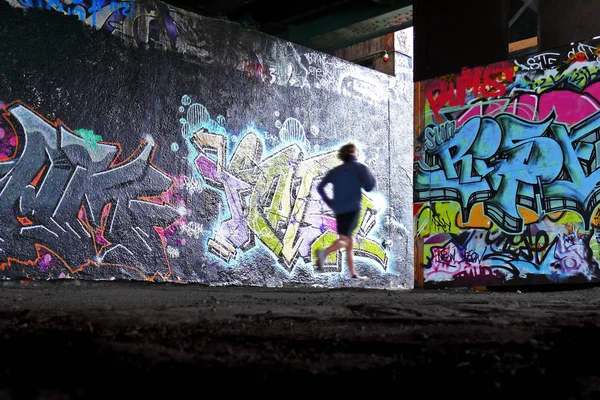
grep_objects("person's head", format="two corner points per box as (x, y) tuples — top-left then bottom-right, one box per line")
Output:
(338, 142), (357, 162)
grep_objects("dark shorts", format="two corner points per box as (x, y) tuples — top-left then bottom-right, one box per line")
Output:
(336, 211), (360, 237)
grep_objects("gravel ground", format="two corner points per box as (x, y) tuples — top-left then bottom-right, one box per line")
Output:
(0, 280), (598, 399)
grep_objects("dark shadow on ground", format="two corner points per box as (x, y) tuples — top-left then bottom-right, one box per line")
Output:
(0, 280), (599, 399)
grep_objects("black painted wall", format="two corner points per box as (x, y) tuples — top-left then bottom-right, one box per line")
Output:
(539, 0), (600, 51)
(414, 0), (508, 81)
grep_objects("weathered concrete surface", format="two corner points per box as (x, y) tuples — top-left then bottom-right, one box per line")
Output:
(0, 281), (599, 398)
(0, 2), (414, 289)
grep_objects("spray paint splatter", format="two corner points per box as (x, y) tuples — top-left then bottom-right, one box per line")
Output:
(39, 253), (54, 272)
(75, 129), (103, 151)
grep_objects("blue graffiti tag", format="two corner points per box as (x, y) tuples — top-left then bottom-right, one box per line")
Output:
(415, 111), (600, 233)
(14, 0), (133, 25)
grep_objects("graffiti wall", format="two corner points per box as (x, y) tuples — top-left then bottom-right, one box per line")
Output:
(0, 0), (413, 288)
(415, 38), (600, 287)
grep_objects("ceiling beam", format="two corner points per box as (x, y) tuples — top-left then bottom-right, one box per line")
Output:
(274, 0), (412, 51)
(509, 0), (535, 28)
(299, 6), (413, 53)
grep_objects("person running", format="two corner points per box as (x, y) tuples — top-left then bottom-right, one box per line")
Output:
(315, 142), (376, 280)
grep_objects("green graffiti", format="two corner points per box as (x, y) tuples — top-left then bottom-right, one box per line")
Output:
(75, 129), (103, 151)
(516, 63), (600, 92)
(311, 232), (340, 267)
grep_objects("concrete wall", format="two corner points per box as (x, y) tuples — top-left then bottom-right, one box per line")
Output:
(332, 33), (396, 76)
(0, 0), (413, 288)
(415, 36), (600, 287)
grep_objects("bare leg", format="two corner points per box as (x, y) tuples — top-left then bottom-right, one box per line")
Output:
(324, 236), (350, 256)
(341, 235), (356, 276)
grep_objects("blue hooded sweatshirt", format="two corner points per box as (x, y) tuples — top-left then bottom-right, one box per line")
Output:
(316, 157), (376, 215)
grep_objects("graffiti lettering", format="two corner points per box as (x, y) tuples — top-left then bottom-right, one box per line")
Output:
(453, 266), (502, 281)
(424, 226), (598, 282)
(13, 0), (133, 26)
(425, 240), (505, 284)
(166, 246), (180, 258)
(524, 52), (560, 71)
(109, 2), (181, 51)
(340, 75), (387, 104)
(190, 128), (388, 271)
(515, 63), (600, 92)
(0, 103), (179, 279)
(302, 52), (336, 90)
(428, 204), (452, 232)
(566, 43), (599, 63)
(8, 0), (212, 58)
(426, 62), (515, 118)
(303, 52), (329, 66)
(416, 33), (600, 285)
(243, 60), (266, 81)
(416, 109), (600, 234)
(179, 221), (203, 240)
(515, 42), (600, 72)
(483, 228), (552, 265)
(178, 174), (202, 195)
(423, 120), (456, 151)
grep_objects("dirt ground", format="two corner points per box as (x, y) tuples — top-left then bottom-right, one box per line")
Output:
(0, 280), (598, 399)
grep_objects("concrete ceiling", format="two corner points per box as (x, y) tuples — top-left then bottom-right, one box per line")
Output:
(165, 0), (413, 53)
(162, 0), (537, 56)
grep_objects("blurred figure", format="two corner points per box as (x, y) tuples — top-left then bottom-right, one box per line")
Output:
(316, 142), (376, 279)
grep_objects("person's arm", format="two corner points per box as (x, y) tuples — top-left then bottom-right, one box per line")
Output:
(362, 164), (376, 192)
(317, 171), (333, 207)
